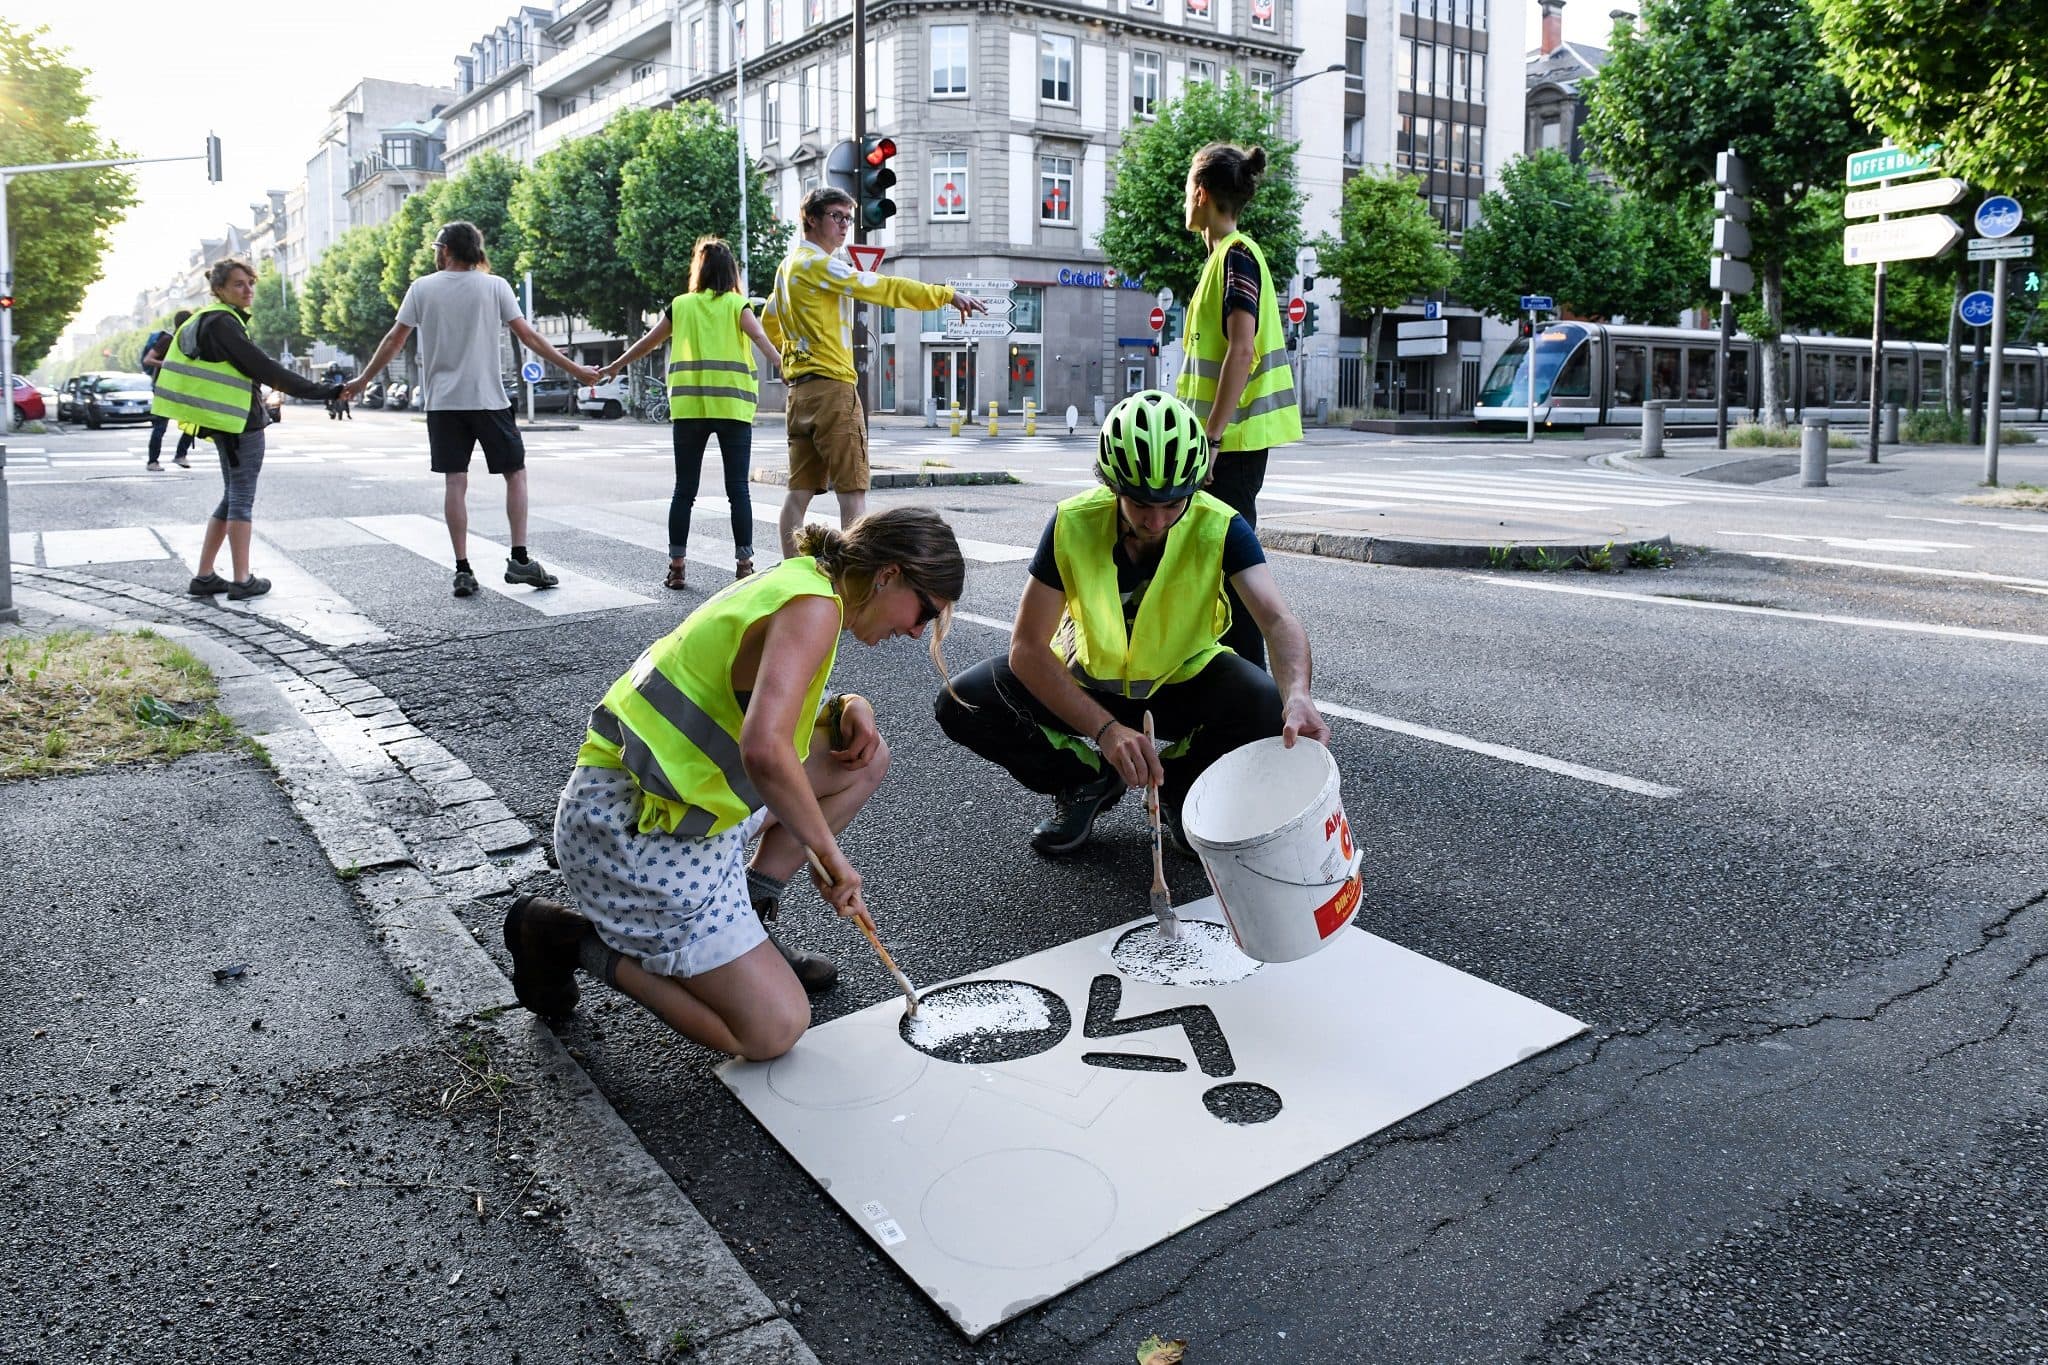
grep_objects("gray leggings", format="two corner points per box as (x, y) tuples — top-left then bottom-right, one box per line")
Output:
(208, 424), (265, 523)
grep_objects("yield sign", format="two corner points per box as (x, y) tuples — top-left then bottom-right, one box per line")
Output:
(846, 243), (885, 273)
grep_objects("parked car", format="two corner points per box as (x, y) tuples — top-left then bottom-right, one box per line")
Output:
(529, 377), (580, 414)
(386, 382), (412, 411)
(578, 375), (631, 419)
(81, 373), (156, 428)
(55, 374), (104, 423)
(360, 381), (385, 409)
(10, 375), (45, 429)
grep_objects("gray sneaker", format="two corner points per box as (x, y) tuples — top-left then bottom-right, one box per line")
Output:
(187, 572), (230, 596)
(226, 575), (272, 601)
(452, 569), (479, 598)
(504, 556), (558, 589)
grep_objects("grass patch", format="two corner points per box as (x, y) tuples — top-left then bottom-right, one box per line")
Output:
(1961, 481), (2048, 511)
(2001, 426), (2038, 445)
(1902, 407), (1967, 443)
(1, 630), (237, 780)
(1627, 541), (1675, 569)
(1729, 422), (1855, 450)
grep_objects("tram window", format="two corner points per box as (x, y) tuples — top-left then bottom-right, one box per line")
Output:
(1651, 347), (1680, 401)
(1550, 341), (1591, 398)
(1884, 356), (1909, 403)
(1685, 347), (1717, 400)
(1830, 356), (1861, 405)
(1918, 357), (1944, 405)
(1804, 354), (1830, 407)
(2013, 362), (2037, 409)
(1612, 345), (1646, 405)
(1999, 362), (2021, 405)
(1727, 351), (1750, 408)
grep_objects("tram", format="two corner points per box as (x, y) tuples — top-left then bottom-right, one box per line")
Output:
(1473, 321), (2048, 429)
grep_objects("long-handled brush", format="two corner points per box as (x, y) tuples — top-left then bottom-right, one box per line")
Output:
(1142, 710), (1180, 940)
(803, 848), (918, 1017)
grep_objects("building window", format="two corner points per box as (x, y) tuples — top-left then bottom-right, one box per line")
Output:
(1185, 0), (1213, 20)
(767, 0), (784, 44)
(1132, 0), (1158, 10)
(1040, 155), (1075, 223)
(799, 63), (819, 130)
(1188, 58), (1215, 83)
(1007, 342), (1041, 411)
(560, 96), (578, 116)
(1041, 33), (1074, 104)
(1343, 116), (1365, 166)
(385, 138), (416, 167)
(1131, 51), (1162, 119)
(1540, 116), (1561, 150)
(764, 82), (781, 144)
(930, 150), (969, 219)
(931, 24), (968, 96)
(1010, 285), (1043, 331)
(805, 0), (825, 27)
(689, 19), (706, 75)
(1250, 0), (1276, 31)
(1249, 67), (1277, 105)
(1346, 38), (1366, 92)
(633, 60), (655, 82)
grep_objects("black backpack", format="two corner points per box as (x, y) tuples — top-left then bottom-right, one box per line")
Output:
(141, 329), (170, 369)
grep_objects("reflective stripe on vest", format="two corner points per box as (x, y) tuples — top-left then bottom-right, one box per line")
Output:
(668, 291), (759, 422)
(1175, 231), (1304, 453)
(1049, 486), (1233, 697)
(576, 557), (838, 835)
(149, 301), (255, 433)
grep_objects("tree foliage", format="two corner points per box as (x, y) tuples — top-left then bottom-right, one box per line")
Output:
(379, 180), (448, 310)
(1099, 76), (1305, 303)
(1812, 0), (2048, 199)
(511, 109), (661, 337)
(304, 224), (394, 362)
(618, 102), (788, 304)
(0, 20), (136, 373)
(247, 262), (311, 359)
(1307, 170), (1453, 385)
(376, 151), (538, 311)
(1580, 0), (1867, 421)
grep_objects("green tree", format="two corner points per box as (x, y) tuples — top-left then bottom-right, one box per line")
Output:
(511, 108), (662, 338)
(247, 262), (311, 360)
(1454, 152), (1625, 322)
(306, 224), (394, 362)
(378, 151), (536, 309)
(1308, 170), (1454, 394)
(1581, 0), (1866, 423)
(1812, 0), (2048, 199)
(379, 180), (447, 309)
(1607, 194), (1711, 325)
(0, 20), (136, 374)
(618, 103), (788, 306)
(1099, 76), (1305, 303)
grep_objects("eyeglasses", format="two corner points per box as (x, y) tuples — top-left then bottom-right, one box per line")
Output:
(912, 586), (944, 627)
(823, 211), (854, 226)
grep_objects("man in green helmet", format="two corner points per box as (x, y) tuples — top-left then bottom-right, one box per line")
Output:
(935, 389), (1328, 857)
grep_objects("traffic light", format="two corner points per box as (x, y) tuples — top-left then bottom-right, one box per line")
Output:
(1710, 148), (1753, 297)
(2028, 270), (2042, 295)
(1149, 341), (1160, 357)
(205, 134), (223, 184)
(859, 136), (898, 232)
(0, 293), (12, 311)
(1516, 319), (1533, 340)
(1302, 301), (1320, 337)
(1160, 306), (1179, 346)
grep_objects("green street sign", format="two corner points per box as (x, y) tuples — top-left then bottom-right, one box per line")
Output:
(1846, 145), (1936, 186)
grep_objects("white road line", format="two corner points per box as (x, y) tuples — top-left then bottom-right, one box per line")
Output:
(1718, 531), (1970, 555)
(1479, 576), (2048, 647)
(1887, 513), (2048, 536)
(1731, 550), (2048, 590)
(535, 503), (757, 579)
(1278, 471), (1696, 509)
(348, 513), (653, 617)
(1262, 483), (1606, 514)
(944, 609), (1677, 796)
(39, 526), (169, 567)
(261, 517), (385, 551)
(154, 523), (391, 647)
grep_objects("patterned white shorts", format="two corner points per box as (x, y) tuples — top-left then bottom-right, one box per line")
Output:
(554, 765), (772, 979)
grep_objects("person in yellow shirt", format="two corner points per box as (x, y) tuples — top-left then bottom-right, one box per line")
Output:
(763, 187), (987, 558)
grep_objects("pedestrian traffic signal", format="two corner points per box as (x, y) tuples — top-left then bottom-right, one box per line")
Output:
(1160, 306), (1179, 346)
(859, 136), (898, 232)
(2028, 270), (2043, 294)
(205, 134), (223, 184)
(1516, 319), (1534, 339)
(1302, 301), (1320, 337)
(0, 294), (12, 311)
(1149, 341), (1160, 357)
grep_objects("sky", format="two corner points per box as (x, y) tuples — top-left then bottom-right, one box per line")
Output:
(21, 0), (1633, 334)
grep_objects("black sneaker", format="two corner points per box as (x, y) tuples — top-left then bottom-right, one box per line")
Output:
(452, 568), (479, 598)
(172, 455), (191, 468)
(226, 575), (271, 601)
(1030, 770), (1125, 856)
(187, 572), (230, 596)
(504, 556), (558, 589)
(503, 895), (590, 1020)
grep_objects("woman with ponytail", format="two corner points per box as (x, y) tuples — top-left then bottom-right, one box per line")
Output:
(1175, 142), (1303, 670)
(503, 507), (966, 1061)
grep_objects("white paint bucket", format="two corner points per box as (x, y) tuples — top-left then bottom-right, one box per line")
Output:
(1182, 737), (1361, 963)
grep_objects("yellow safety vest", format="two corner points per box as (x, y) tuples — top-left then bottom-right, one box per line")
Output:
(1049, 486), (1234, 699)
(149, 301), (255, 435)
(1177, 231), (1303, 452)
(577, 558), (840, 835)
(667, 290), (759, 422)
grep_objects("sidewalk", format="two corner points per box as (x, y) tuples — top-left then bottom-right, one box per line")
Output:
(1, 590), (818, 1365)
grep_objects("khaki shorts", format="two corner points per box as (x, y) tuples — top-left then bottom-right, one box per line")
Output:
(785, 377), (868, 493)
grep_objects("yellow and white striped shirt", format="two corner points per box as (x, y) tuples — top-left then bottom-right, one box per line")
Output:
(763, 240), (957, 385)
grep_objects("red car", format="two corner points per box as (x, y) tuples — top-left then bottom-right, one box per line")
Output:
(10, 375), (44, 429)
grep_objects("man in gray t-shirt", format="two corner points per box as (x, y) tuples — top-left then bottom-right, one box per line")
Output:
(347, 221), (597, 599)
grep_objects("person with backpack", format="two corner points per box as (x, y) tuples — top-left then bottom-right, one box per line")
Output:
(141, 311), (197, 470)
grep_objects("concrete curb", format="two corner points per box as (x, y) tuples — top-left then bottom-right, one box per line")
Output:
(1258, 527), (1675, 570)
(11, 566), (819, 1365)
(749, 464), (1020, 489)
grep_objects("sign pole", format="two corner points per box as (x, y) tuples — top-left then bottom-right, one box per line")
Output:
(1866, 257), (1885, 463)
(1715, 292), (1732, 449)
(1525, 308), (1536, 446)
(1985, 256), (2009, 485)
(524, 272), (537, 424)
(0, 172), (16, 623)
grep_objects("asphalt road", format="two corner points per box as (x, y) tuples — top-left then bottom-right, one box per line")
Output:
(9, 408), (2048, 1362)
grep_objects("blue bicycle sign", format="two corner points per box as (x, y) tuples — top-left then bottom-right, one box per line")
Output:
(1958, 291), (1997, 328)
(1975, 196), (2023, 239)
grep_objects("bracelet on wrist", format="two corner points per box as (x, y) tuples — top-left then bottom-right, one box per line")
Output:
(1092, 717), (1116, 747)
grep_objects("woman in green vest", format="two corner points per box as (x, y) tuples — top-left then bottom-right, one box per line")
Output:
(502, 507), (964, 1061)
(1176, 142), (1303, 670)
(603, 236), (781, 591)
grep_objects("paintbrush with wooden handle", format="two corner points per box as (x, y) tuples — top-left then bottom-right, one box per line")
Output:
(803, 847), (918, 1017)
(1142, 710), (1180, 939)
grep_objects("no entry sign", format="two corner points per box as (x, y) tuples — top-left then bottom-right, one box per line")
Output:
(1149, 307), (1165, 332)
(1287, 296), (1307, 325)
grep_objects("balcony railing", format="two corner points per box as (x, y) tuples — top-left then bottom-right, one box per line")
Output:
(534, 70), (670, 152)
(533, 0), (672, 95)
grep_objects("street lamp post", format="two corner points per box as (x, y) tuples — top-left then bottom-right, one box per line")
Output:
(730, 0), (749, 292)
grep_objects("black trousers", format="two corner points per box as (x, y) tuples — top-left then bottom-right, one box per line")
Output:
(147, 414), (195, 464)
(670, 418), (754, 559)
(1206, 448), (1269, 670)
(934, 650), (1282, 815)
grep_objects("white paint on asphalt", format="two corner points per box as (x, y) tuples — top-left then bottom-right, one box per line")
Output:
(1312, 698), (1683, 799)
(38, 527), (171, 567)
(154, 522), (392, 647)
(1719, 531), (1970, 555)
(1481, 576), (2048, 648)
(348, 513), (652, 617)
(1731, 550), (2048, 590)
(535, 502), (757, 579)
(1885, 513), (2048, 536)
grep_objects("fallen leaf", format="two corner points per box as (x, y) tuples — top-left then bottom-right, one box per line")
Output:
(1137, 1335), (1187, 1364)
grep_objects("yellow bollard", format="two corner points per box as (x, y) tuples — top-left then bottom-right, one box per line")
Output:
(1024, 398), (1037, 436)
(949, 402), (963, 437)
(987, 401), (1000, 436)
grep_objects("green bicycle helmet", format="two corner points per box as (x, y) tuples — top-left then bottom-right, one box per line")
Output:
(1096, 389), (1211, 503)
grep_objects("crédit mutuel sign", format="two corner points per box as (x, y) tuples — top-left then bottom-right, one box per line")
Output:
(1057, 267), (1150, 289)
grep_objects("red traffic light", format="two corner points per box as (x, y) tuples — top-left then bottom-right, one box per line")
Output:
(864, 137), (897, 166)
(0, 295), (13, 310)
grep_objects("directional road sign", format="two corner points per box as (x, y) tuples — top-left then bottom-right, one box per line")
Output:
(1843, 177), (1969, 219)
(1958, 291), (1998, 328)
(1149, 307), (1165, 332)
(942, 277), (1016, 338)
(1396, 319), (1448, 340)
(1975, 196), (2024, 239)
(521, 360), (543, 383)
(1842, 213), (1963, 265)
(1286, 296), (1307, 325)
(1968, 235), (2034, 261)
(1519, 294), (1554, 312)
(1845, 144), (1935, 186)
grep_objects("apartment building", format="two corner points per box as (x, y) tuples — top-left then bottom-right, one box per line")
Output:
(532, 0), (680, 157)
(1525, 0), (1607, 168)
(444, 8), (558, 174)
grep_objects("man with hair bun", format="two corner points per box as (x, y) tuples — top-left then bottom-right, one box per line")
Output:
(347, 221), (599, 599)
(1177, 141), (1303, 670)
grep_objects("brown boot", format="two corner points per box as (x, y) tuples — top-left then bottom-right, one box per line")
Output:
(503, 895), (590, 1020)
(771, 930), (840, 993)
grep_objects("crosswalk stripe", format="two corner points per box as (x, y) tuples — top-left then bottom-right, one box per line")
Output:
(39, 526), (169, 566)
(1273, 472), (1697, 509)
(347, 513), (654, 616)
(153, 522), (392, 647)
(535, 503), (756, 580)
